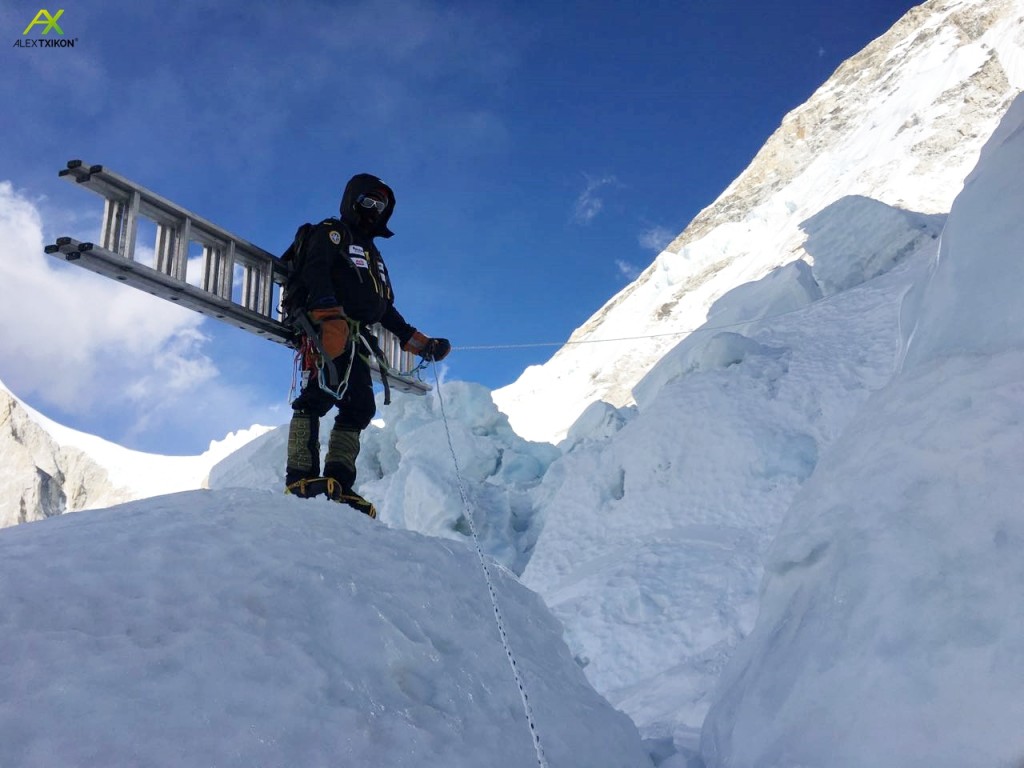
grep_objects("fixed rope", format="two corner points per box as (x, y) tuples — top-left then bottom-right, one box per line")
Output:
(431, 362), (550, 768)
(453, 292), (844, 352)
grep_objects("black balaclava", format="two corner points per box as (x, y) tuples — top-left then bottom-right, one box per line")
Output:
(339, 173), (396, 239)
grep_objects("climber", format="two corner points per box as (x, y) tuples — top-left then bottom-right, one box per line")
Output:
(283, 173), (450, 518)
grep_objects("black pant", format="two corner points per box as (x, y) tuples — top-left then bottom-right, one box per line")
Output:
(291, 347), (376, 430)
(286, 348), (376, 489)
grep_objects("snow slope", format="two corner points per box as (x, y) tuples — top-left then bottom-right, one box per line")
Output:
(0, 488), (650, 768)
(700, 90), (1024, 768)
(494, 0), (1024, 444)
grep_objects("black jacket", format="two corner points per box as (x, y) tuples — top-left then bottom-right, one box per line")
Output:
(301, 174), (415, 345)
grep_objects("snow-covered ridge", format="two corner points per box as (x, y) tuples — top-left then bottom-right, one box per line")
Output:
(6, 379), (270, 491)
(0, 378), (271, 526)
(494, 0), (1024, 444)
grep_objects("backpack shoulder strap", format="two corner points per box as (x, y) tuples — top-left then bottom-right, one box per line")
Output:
(281, 221), (316, 263)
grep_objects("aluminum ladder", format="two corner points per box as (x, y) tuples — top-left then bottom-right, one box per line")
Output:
(44, 160), (429, 395)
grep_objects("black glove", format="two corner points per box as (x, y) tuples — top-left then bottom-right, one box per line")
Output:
(423, 337), (451, 362)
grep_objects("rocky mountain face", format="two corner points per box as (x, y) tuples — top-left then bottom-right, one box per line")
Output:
(494, 0), (1024, 443)
(673, 0), (1019, 249)
(0, 388), (132, 527)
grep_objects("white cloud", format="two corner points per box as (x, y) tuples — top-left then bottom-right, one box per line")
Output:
(638, 225), (676, 252)
(573, 175), (618, 224)
(0, 181), (291, 452)
(615, 259), (642, 281)
(0, 181), (217, 408)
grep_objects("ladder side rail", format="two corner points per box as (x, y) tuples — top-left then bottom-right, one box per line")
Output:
(46, 239), (293, 343)
(64, 167), (122, 200)
(61, 162), (279, 265)
(69, 163), (279, 263)
(138, 199), (182, 228)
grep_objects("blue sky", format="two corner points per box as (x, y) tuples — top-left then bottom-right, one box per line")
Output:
(0, 0), (919, 454)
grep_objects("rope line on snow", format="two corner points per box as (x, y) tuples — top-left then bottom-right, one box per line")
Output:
(452, 291), (846, 352)
(431, 362), (550, 768)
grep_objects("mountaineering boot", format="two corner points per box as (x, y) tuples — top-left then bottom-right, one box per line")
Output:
(285, 476), (338, 499)
(285, 477), (377, 518)
(285, 410), (320, 488)
(323, 425), (377, 518)
(335, 490), (377, 519)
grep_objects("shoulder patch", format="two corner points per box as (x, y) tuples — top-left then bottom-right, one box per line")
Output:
(329, 230), (342, 245)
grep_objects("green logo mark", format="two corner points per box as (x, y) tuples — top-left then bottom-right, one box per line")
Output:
(23, 9), (64, 35)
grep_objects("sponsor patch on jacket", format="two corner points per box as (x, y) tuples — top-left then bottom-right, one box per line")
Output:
(350, 257), (369, 269)
(349, 245), (365, 256)
(329, 230), (342, 245)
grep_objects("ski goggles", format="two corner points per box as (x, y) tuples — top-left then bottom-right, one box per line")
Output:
(356, 194), (387, 213)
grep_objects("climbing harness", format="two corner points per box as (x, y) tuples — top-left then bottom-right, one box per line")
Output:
(289, 312), (343, 397)
(432, 362), (549, 768)
(289, 312), (431, 405)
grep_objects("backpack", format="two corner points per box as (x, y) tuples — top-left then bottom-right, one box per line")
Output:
(279, 218), (350, 326)
(279, 222), (315, 325)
